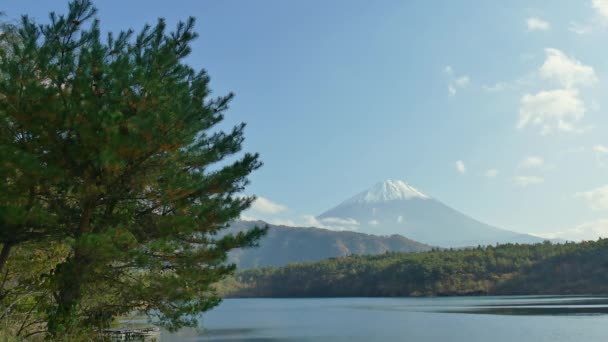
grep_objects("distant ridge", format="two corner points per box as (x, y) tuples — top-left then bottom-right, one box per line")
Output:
(228, 220), (433, 269)
(318, 179), (545, 248)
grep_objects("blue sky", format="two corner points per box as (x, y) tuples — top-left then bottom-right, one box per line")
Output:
(5, 0), (608, 240)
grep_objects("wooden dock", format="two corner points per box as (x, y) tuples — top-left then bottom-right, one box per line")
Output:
(101, 327), (161, 341)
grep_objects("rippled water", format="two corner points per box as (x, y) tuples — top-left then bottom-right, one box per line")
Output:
(154, 296), (608, 341)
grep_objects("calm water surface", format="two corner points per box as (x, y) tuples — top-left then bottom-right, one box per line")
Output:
(155, 296), (608, 341)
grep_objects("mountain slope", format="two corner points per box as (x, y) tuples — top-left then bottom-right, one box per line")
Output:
(228, 220), (433, 269)
(318, 179), (545, 247)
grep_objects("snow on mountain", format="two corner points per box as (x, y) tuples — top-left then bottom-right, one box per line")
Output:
(343, 179), (429, 204)
(317, 179), (545, 248)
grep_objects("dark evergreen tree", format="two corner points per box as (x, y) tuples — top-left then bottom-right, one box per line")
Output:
(0, 10), (54, 276)
(0, 0), (264, 336)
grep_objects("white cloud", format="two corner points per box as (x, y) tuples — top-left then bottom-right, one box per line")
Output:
(368, 220), (379, 226)
(593, 0), (608, 19)
(444, 66), (470, 96)
(513, 157), (546, 187)
(518, 156), (544, 169)
(244, 212), (362, 231)
(517, 49), (596, 135)
(569, 21), (593, 34)
(267, 218), (297, 226)
(567, 1), (608, 35)
(576, 185), (608, 210)
(455, 76), (470, 87)
(561, 146), (586, 154)
(518, 88), (586, 135)
(240, 196), (290, 222)
(249, 196), (288, 214)
(448, 85), (456, 96)
(320, 217), (359, 226)
(593, 144), (608, 168)
(482, 82), (509, 92)
(397, 215), (405, 223)
(302, 215), (360, 231)
(527, 17), (550, 31)
(539, 48), (597, 88)
(593, 144), (608, 153)
(485, 169), (498, 178)
(240, 214), (259, 222)
(240, 214), (297, 227)
(242, 213), (361, 231)
(541, 219), (608, 241)
(513, 176), (544, 187)
(482, 73), (538, 93)
(455, 160), (466, 174)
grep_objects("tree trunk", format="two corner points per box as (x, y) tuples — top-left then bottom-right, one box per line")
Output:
(0, 242), (13, 276)
(48, 205), (92, 335)
(48, 249), (87, 335)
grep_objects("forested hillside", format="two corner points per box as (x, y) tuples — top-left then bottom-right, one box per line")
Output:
(218, 239), (608, 297)
(228, 221), (433, 268)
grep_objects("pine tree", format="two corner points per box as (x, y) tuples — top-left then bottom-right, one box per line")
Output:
(0, 0), (265, 336)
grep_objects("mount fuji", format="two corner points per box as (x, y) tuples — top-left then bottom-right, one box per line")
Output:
(317, 179), (545, 247)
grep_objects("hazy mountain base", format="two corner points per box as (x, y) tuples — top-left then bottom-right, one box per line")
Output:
(217, 239), (608, 297)
(318, 197), (546, 248)
(227, 221), (433, 268)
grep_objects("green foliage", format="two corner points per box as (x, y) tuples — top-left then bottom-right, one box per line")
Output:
(219, 239), (608, 297)
(0, 242), (68, 339)
(0, 0), (264, 337)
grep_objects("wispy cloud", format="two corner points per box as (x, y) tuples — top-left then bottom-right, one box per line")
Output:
(455, 160), (466, 174)
(560, 146), (586, 154)
(569, 21), (593, 34)
(576, 185), (608, 210)
(444, 66), (470, 96)
(591, 144), (608, 168)
(302, 215), (360, 231)
(240, 193), (365, 231)
(243, 203), (362, 231)
(526, 17), (550, 31)
(482, 82), (509, 92)
(566, 1), (608, 35)
(485, 169), (498, 178)
(518, 156), (544, 169)
(593, 144), (608, 153)
(482, 73), (536, 93)
(249, 196), (288, 214)
(540, 219), (608, 241)
(513, 176), (544, 187)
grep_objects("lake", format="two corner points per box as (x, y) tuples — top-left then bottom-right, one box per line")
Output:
(154, 296), (608, 341)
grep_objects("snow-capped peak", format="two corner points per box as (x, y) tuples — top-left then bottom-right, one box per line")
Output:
(344, 179), (429, 204)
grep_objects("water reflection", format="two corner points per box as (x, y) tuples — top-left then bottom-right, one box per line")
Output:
(155, 296), (608, 341)
(439, 296), (608, 316)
